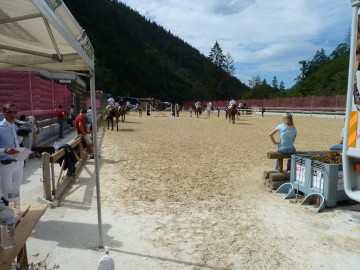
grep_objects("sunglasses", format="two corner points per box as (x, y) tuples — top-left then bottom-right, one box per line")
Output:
(5, 111), (18, 114)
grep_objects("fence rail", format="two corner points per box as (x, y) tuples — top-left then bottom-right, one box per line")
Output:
(40, 111), (105, 204)
(183, 96), (347, 111)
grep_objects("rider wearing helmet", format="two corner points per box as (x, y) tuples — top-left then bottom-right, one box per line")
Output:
(106, 96), (115, 116)
(229, 99), (236, 109)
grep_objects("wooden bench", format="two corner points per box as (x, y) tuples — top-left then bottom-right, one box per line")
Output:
(0, 204), (47, 270)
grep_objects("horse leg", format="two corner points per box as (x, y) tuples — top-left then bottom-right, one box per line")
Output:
(107, 117), (110, 129)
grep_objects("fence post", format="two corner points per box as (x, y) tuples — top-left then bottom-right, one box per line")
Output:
(42, 152), (52, 201)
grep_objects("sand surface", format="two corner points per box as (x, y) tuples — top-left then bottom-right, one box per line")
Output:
(27, 111), (360, 270)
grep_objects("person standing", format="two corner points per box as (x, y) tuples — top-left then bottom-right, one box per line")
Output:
(67, 104), (75, 127)
(217, 107), (220, 117)
(54, 105), (65, 138)
(0, 102), (24, 206)
(86, 106), (93, 124)
(206, 102), (212, 117)
(75, 109), (94, 159)
(28, 115), (41, 157)
(189, 106), (192, 117)
(268, 113), (297, 171)
(261, 106), (265, 117)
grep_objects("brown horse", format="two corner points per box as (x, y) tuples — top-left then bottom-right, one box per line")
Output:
(192, 105), (202, 118)
(107, 106), (120, 131)
(118, 105), (127, 122)
(226, 104), (237, 124)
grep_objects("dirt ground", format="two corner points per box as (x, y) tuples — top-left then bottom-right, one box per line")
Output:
(24, 110), (360, 269)
(93, 110), (360, 270)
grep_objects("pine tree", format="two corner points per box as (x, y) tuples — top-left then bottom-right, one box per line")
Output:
(248, 75), (262, 88)
(208, 41), (226, 69)
(224, 52), (236, 76)
(271, 76), (278, 89)
(279, 81), (285, 91)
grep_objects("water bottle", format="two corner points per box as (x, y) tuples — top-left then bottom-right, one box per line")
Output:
(8, 184), (20, 218)
(0, 206), (15, 249)
(0, 201), (6, 244)
(54, 141), (59, 151)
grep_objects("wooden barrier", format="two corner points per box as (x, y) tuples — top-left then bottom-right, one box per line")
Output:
(41, 111), (105, 203)
(42, 137), (86, 202)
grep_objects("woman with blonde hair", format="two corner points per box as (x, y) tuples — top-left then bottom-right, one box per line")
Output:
(268, 113), (297, 171)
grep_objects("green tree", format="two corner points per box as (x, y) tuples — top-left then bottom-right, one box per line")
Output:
(208, 41), (226, 69)
(248, 75), (262, 89)
(271, 76), (278, 89)
(224, 52), (236, 76)
(279, 81), (285, 91)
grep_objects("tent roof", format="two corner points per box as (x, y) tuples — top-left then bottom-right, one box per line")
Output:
(0, 0), (94, 76)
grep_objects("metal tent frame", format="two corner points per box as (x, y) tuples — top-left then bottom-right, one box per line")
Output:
(0, 0), (103, 247)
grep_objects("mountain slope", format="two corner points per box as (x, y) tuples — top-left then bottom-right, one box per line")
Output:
(64, 0), (249, 103)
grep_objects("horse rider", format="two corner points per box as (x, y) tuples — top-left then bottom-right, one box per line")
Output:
(106, 96), (115, 116)
(228, 99), (236, 109)
(126, 100), (131, 110)
(195, 101), (201, 109)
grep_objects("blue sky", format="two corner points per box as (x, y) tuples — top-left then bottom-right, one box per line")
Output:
(120, 0), (352, 89)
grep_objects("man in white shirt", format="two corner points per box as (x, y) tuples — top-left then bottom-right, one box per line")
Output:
(0, 102), (24, 206)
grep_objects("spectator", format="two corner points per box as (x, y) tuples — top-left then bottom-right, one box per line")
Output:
(261, 106), (265, 117)
(330, 127), (344, 151)
(86, 106), (93, 124)
(268, 113), (297, 171)
(75, 109), (94, 159)
(217, 107), (220, 117)
(0, 102), (25, 206)
(54, 105), (65, 138)
(67, 104), (75, 127)
(28, 115), (41, 158)
(189, 106), (192, 117)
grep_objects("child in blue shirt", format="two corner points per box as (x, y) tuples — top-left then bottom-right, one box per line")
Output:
(269, 113), (297, 171)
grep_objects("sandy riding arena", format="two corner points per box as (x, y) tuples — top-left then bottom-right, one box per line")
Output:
(28, 111), (360, 269)
(91, 111), (360, 270)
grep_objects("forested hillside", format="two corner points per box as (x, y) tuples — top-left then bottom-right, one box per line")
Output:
(64, 0), (350, 102)
(245, 43), (350, 99)
(63, 0), (249, 103)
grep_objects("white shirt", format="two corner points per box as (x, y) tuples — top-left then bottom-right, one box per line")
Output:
(108, 98), (115, 106)
(86, 109), (92, 118)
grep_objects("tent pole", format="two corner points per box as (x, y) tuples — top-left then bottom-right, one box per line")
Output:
(90, 73), (104, 248)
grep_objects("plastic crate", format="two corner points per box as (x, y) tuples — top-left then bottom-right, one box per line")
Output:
(291, 154), (348, 207)
(290, 154), (313, 195)
(307, 160), (347, 207)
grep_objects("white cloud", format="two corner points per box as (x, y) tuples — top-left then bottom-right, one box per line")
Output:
(120, 0), (352, 88)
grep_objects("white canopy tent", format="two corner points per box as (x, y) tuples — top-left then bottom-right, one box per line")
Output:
(0, 0), (103, 247)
